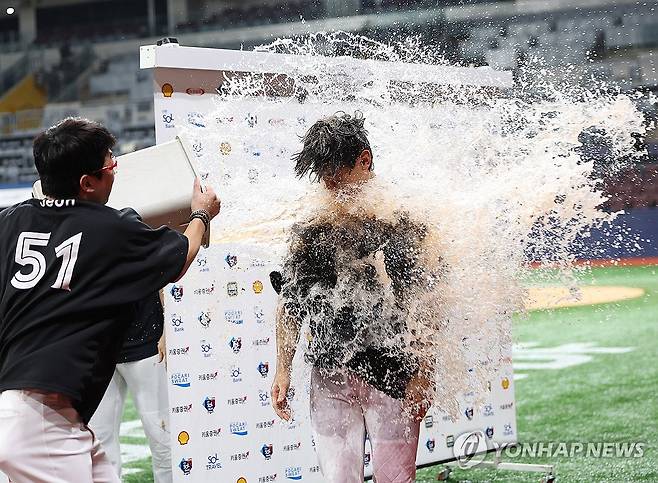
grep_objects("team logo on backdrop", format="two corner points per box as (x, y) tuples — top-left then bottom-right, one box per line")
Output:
(198, 371), (218, 382)
(203, 396), (216, 414)
(179, 458), (192, 475)
(227, 282), (239, 297)
(227, 395), (248, 406)
(220, 142), (232, 155)
(171, 372), (191, 388)
(258, 474), (277, 482)
(426, 438), (436, 452)
(200, 340), (213, 358)
(464, 407), (474, 420)
(256, 419), (275, 430)
(192, 141), (203, 157)
(193, 283), (214, 296)
(283, 442), (301, 452)
(253, 280), (264, 294)
(501, 377), (510, 389)
(201, 427), (222, 438)
(172, 404), (192, 414)
(258, 389), (270, 407)
(230, 421), (248, 436)
(483, 404), (494, 417)
(485, 426), (494, 439)
(424, 415), (433, 428)
(500, 402), (514, 410)
(196, 254), (208, 271)
(225, 309), (244, 325)
(254, 306), (265, 323)
(186, 87), (205, 95)
(248, 168), (260, 183)
(284, 466), (302, 480)
(231, 451), (250, 462)
(162, 109), (175, 128)
(229, 337), (243, 353)
(215, 116), (235, 124)
(246, 113), (258, 127)
(170, 285), (183, 302)
(198, 311), (212, 328)
(504, 423), (514, 436)
(268, 117), (286, 126)
(225, 254), (238, 267)
(446, 434), (455, 448)
(309, 466), (320, 474)
(178, 431), (190, 445)
(215, 116), (234, 124)
(258, 362), (269, 378)
(261, 444), (274, 460)
(171, 314), (184, 332)
(253, 337), (270, 347)
(231, 366), (243, 382)
(187, 112), (206, 128)
(168, 346), (189, 357)
(206, 453), (222, 470)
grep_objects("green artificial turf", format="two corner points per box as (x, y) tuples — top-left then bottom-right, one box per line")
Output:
(122, 265), (658, 482)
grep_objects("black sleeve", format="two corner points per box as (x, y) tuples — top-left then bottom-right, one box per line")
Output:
(95, 208), (189, 304)
(279, 224), (329, 319)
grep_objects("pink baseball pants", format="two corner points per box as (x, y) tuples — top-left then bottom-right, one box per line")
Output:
(0, 390), (119, 483)
(310, 368), (420, 483)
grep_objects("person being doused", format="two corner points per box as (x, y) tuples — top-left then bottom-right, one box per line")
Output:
(271, 111), (443, 483)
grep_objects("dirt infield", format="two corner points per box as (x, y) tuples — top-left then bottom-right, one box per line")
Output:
(525, 285), (646, 310)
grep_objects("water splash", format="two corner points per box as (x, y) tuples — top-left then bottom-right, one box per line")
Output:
(183, 31), (653, 417)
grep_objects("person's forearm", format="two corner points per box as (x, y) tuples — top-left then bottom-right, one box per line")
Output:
(175, 218), (206, 281)
(276, 303), (300, 374)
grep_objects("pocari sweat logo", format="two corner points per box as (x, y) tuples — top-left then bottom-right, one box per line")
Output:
(171, 372), (191, 388)
(230, 421), (248, 436)
(285, 466), (302, 480)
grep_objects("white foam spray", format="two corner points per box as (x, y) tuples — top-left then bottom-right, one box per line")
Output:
(183, 32), (653, 418)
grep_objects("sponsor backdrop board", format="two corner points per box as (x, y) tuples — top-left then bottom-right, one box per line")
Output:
(144, 44), (517, 482)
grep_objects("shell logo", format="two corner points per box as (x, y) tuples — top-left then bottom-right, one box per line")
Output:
(253, 281), (263, 294)
(501, 377), (510, 390)
(162, 83), (174, 98)
(237, 478), (248, 483)
(178, 431), (190, 445)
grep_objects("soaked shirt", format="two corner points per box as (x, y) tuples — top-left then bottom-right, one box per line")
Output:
(281, 213), (427, 399)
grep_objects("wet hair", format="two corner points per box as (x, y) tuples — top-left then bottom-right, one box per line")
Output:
(292, 111), (372, 181)
(33, 117), (116, 198)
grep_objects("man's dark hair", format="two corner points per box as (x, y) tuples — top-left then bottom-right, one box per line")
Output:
(292, 111), (372, 181)
(33, 117), (116, 198)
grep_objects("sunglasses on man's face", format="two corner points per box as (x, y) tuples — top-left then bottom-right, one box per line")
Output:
(92, 154), (118, 175)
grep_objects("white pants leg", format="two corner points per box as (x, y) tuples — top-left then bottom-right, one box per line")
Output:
(309, 368), (366, 483)
(120, 355), (172, 483)
(89, 369), (128, 475)
(0, 390), (120, 483)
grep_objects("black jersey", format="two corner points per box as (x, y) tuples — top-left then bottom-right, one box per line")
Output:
(118, 292), (163, 364)
(0, 198), (188, 423)
(280, 213), (428, 399)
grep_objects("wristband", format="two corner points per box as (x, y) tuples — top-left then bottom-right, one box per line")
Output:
(189, 209), (210, 233)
